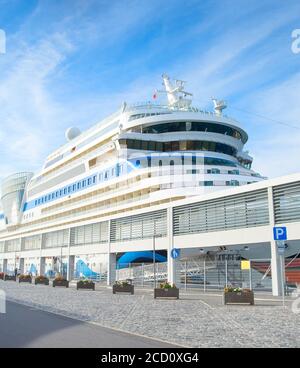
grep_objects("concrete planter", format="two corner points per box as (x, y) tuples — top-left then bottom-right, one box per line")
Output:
(19, 277), (32, 284)
(113, 284), (134, 294)
(4, 275), (16, 281)
(35, 278), (49, 286)
(53, 279), (69, 288)
(154, 288), (179, 299)
(76, 281), (95, 290)
(224, 291), (254, 305)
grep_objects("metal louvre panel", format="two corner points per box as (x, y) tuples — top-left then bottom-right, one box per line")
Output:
(273, 181), (300, 223)
(100, 222), (108, 242)
(43, 229), (69, 248)
(5, 239), (21, 252)
(75, 226), (85, 244)
(173, 189), (269, 235)
(28, 163), (85, 198)
(84, 224), (93, 244)
(92, 223), (100, 243)
(23, 235), (41, 250)
(72, 221), (108, 246)
(110, 210), (167, 242)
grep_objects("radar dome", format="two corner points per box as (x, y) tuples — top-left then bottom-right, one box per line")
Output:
(65, 127), (81, 141)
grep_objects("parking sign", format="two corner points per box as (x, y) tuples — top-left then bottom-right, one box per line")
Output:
(273, 227), (287, 241)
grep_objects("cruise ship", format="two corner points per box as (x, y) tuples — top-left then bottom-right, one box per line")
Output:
(0, 74), (268, 277)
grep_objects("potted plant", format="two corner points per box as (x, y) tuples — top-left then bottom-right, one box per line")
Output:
(154, 282), (179, 299)
(35, 275), (49, 285)
(0, 272), (4, 280)
(76, 279), (95, 290)
(4, 274), (16, 281)
(224, 287), (254, 305)
(18, 274), (32, 283)
(52, 274), (69, 288)
(112, 280), (134, 294)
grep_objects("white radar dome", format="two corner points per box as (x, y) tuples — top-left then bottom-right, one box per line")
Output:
(65, 127), (81, 141)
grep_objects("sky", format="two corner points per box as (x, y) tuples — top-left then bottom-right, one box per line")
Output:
(0, 0), (299, 180)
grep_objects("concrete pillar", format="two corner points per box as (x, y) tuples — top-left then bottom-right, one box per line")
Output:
(39, 257), (46, 276)
(270, 240), (283, 296)
(67, 255), (75, 281)
(268, 187), (282, 296)
(107, 253), (116, 286)
(167, 207), (181, 287)
(19, 258), (24, 274)
(3, 259), (7, 273)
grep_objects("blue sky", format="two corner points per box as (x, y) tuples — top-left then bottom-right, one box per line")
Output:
(0, 0), (299, 179)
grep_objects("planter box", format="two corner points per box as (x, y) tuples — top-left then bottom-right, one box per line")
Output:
(35, 278), (49, 286)
(4, 275), (16, 281)
(224, 291), (254, 305)
(0, 273), (4, 280)
(19, 277), (32, 284)
(113, 284), (134, 294)
(76, 281), (95, 290)
(53, 280), (69, 288)
(154, 288), (179, 299)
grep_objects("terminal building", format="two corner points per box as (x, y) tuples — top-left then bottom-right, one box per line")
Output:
(0, 75), (299, 296)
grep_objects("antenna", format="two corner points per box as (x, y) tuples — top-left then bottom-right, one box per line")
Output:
(212, 98), (227, 115)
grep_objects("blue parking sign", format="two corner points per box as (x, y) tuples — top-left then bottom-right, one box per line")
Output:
(273, 227), (287, 241)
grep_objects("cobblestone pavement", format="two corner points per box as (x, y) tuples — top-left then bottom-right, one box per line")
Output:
(0, 280), (299, 348)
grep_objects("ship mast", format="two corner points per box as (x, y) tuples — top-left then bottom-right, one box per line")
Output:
(156, 74), (193, 109)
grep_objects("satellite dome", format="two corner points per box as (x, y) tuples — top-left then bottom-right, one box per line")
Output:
(65, 127), (81, 141)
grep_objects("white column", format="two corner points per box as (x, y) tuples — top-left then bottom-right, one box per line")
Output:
(67, 255), (75, 281)
(107, 220), (116, 286)
(268, 187), (282, 296)
(66, 228), (72, 281)
(107, 253), (116, 286)
(167, 207), (180, 287)
(39, 257), (45, 276)
(3, 259), (7, 273)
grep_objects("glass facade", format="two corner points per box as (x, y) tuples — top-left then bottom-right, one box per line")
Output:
(119, 139), (237, 156)
(137, 121), (243, 141)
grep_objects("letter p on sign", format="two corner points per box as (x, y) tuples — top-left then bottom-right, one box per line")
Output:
(273, 226), (287, 241)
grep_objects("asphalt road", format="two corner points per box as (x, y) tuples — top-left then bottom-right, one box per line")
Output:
(0, 301), (177, 348)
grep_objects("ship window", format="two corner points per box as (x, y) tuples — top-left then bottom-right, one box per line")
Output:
(105, 171), (108, 179)
(135, 160), (140, 167)
(68, 186), (71, 193)
(77, 183), (81, 190)
(88, 178), (92, 185)
(82, 180), (86, 187)
(99, 173), (103, 181)
(93, 175), (97, 183)
(204, 181), (214, 186)
(35, 200), (37, 206)
(63, 188), (66, 194)
(73, 184), (76, 191)
(111, 168), (115, 176)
